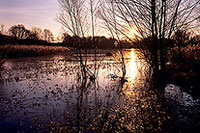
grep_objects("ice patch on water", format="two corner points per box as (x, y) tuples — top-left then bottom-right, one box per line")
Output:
(165, 84), (200, 129)
(165, 84), (199, 106)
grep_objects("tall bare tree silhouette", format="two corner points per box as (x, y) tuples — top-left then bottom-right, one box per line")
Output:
(57, 0), (89, 87)
(99, 0), (200, 89)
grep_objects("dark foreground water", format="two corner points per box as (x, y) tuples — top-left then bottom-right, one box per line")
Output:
(0, 49), (199, 132)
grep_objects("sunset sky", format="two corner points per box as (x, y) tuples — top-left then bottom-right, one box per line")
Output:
(0, 0), (61, 37)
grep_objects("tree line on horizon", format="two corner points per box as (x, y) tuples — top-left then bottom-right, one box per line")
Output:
(0, 22), (200, 50)
(0, 23), (135, 49)
(0, 24), (54, 42)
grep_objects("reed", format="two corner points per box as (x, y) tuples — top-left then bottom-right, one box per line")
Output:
(0, 44), (69, 58)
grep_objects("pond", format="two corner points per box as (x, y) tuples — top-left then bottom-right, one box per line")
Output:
(0, 49), (199, 132)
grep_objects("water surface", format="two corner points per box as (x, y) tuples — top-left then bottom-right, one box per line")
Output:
(0, 49), (199, 132)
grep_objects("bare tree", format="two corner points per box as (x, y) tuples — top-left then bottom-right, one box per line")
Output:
(55, 35), (63, 43)
(99, 0), (200, 87)
(9, 24), (30, 39)
(98, 1), (127, 80)
(57, 0), (88, 37)
(88, 0), (101, 79)
(0, 23), (5, 80)
(0, 23), (5, 35)
(30, 27), (43, 40)
(57, 0), (89, 85)
(42, 29), (54, 42)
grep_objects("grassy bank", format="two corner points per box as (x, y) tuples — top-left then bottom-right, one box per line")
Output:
(0, 44), (70, 58)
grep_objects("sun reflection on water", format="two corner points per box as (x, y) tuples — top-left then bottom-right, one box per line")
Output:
(126, 49), (138, 82)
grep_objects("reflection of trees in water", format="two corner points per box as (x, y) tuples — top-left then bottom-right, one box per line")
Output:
(65, 59), (164, 132)
(61, 78), (169, 132)
(0, 53), (170, 132)
(57, 64), (168, 132)
(62, 79), (124, 132)
(0, 57), (4, 80)
(103, 88), (168, 132)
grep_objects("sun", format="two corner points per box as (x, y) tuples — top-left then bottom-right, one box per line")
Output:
(127, 27), (140, 38)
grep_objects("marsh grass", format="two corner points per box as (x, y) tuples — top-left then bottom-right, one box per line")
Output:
(0, 44), (70, 58)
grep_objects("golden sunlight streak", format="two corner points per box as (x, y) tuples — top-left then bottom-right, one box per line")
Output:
(126, 49), (138, 81)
